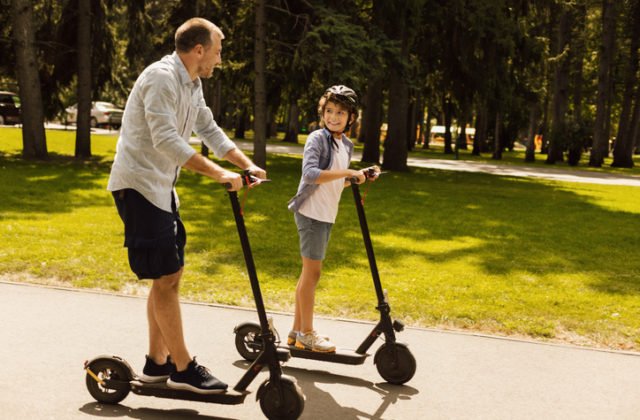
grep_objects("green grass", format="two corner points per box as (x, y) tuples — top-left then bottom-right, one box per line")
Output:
(1, 127), (639, 351)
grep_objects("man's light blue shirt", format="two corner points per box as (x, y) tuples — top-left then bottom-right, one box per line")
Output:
(107, 52), (236, 212)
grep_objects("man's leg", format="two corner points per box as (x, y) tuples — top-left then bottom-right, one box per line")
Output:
(147, 283), (170, 364)
(148, 268), (192, 372)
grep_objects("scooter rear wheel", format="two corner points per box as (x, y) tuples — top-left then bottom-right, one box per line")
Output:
(374, 342), (416, 385)
(258, 378), (305, 420)
(235, 323), (263, 361)
(85, 359), (131, 404)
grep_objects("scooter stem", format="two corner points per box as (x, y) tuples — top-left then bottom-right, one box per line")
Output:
(227, 191), (271, 332)
(350, 182), (386, 304)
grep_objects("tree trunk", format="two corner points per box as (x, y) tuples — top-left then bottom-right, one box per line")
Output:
(235, 106), (247, 139)
(525, 105), (539, 162)
(252, 0), (267, 168)
(572, 2), (587, 126)
(546, 5), (572, 164)
(443, 96), (453, 154)
(283, 101), (299, 143)
(590, 0), (618, 167)
(473, 100), (487, 155)
(457, 102), (469, 150)
(406, 94), (416, 151)
(359, 77), (383, 164)
(382, 70), (409, 171)
(75, 0), (92, 158)
(12, 0), (47, 159)
(422, 105), (431, 150)
(492, 111), (502, 160)
(612, 0), (640, 168)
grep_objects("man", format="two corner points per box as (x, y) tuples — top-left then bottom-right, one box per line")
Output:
(107, 17), (266, 394)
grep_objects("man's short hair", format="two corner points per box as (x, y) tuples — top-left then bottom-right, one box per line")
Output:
(175, 18), (224, 53)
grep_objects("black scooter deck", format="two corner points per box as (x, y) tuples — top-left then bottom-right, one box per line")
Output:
(130, 380), (248, 404)
(283, 345), (369, 365)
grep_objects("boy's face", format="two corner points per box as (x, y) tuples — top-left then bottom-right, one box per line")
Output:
(323, 101), (352, 133)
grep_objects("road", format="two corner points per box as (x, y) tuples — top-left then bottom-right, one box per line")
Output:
(1, 281), (639, 419)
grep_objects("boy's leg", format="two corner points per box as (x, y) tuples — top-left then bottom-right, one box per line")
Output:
(295, 256), (322, 334)
(149, 268), (192, 372)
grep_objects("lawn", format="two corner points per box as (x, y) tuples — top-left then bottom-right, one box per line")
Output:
(1, 127), (639, 351)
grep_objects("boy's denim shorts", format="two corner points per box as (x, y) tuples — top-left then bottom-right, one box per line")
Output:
(294, 212), (333, 261)
(112, 189), (185, 280)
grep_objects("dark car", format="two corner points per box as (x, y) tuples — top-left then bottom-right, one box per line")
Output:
(0, 91), (21, 125)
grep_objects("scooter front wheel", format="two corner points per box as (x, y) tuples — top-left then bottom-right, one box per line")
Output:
(374, 342), (416, 385)
(258, 378), (305, 420)
(234, 322), (263, 361)
(85, 359), (131, 404)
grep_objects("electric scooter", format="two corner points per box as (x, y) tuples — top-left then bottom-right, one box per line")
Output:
(84, 174), (305, 419)
(233, 169), (416, 385)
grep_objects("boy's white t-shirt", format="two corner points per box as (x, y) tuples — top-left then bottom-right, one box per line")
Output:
(298, 138), (350, 223)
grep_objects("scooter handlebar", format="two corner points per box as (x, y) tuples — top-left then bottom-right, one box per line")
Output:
(222, 170), (270, 189)
(348, 167), (382, 184)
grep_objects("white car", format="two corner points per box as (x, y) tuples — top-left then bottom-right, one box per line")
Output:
(65, 101), (124, 128)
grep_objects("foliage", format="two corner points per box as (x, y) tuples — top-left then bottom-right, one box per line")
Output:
(3, 1), (640, 169)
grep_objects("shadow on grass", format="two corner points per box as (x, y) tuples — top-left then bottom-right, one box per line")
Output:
(2, 152), (638, 328)
(178, 157), (640, 299)
(0, 152), (112, 218)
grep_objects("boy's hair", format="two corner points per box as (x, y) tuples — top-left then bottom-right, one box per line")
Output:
(317, 85), (359, 131)
(175, 18), (225, 53)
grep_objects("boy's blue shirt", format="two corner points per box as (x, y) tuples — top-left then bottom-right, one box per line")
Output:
(287, 128), (354, 212)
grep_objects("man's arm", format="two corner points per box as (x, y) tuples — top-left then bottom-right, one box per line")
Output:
(223, 148), (267, 180)
(182, 153), (243, 191)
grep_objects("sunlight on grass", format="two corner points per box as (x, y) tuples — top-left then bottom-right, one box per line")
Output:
(1, 127), (639, 351)
(372, 234), (484, 254)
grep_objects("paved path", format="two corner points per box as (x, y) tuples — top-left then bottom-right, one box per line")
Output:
(231, 140), (640, 187)
(2, 281), (639, 419)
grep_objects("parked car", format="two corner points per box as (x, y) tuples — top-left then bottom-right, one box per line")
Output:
(0, 91), (21, 125)
(65, 101), (124, 128)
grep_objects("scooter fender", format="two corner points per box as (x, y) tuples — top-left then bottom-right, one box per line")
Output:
(256, 374), (297, 401)
(233, 321), (261, 334)
(84, 354), (135, 381)
(373, 342), (410, 366)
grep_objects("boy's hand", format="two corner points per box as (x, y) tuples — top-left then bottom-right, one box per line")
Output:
(349, 169), (366, 184)
(362, 165), (381, 181)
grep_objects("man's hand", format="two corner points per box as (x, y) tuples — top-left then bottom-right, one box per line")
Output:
(219, 170), (243, 191)
(245, 164), (267, 180)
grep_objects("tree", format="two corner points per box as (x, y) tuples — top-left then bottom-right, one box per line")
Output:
(382, 1), (424, 171)
(359, 0), (388, 164)
(590, 0), (618, 167)
(252, 0), (267, 168)
(12, 0), (48, 159)
(75, 0), (92, 158)
(546, 2), (573, 164)
(612, 0), (640, 168)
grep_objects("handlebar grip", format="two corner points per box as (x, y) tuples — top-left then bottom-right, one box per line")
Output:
(223, 173), (271, 190)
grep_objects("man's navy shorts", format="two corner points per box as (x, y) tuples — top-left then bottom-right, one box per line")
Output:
(112, 189), (186, 280)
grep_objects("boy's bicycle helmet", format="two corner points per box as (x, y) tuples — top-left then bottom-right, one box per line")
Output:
(324, 85), (358, 112)
(318, 85), (359, 134)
